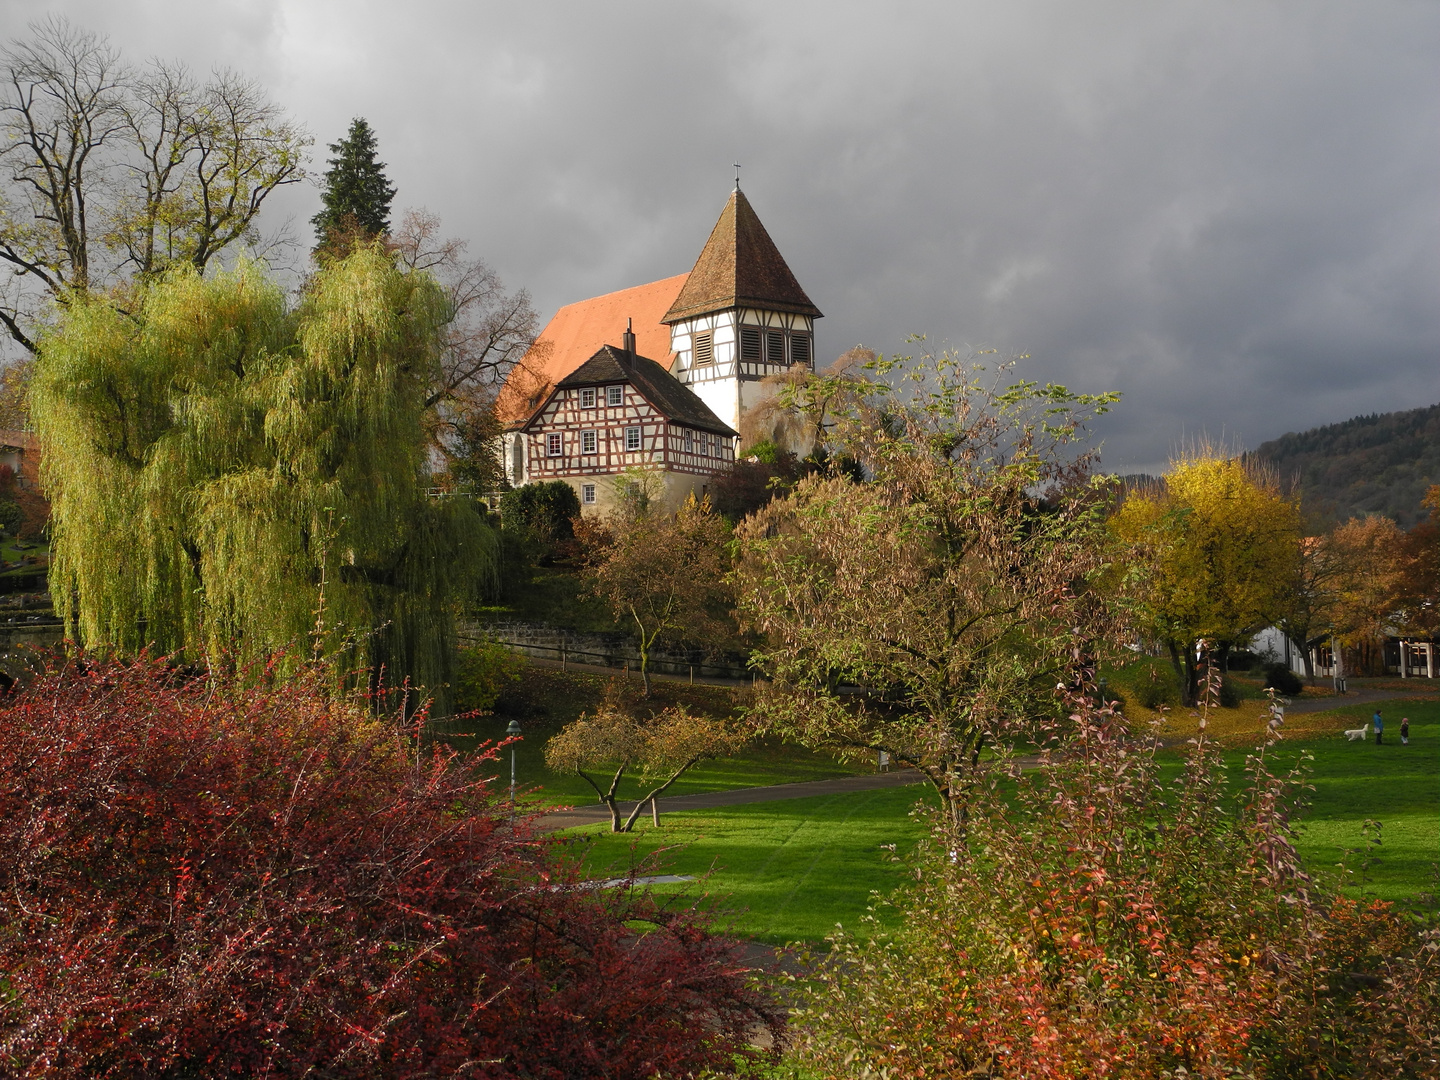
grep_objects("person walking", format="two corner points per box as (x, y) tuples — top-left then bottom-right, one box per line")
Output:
(1401, 716), (1409, 745)
(1373, 710), (1384, 745)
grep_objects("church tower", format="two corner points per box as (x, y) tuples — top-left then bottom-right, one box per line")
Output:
(662, 188), (822, 435)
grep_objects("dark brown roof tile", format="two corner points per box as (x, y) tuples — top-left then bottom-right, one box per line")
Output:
(662, 189), (822, 324)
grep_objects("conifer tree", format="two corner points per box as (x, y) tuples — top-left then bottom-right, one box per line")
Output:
(311, 118), (397, 247)
(32, 244), (493, 710)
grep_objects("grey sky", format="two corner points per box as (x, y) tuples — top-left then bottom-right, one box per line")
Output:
(5, 0), (1436, 473)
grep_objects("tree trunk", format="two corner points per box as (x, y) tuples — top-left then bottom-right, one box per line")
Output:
(630, 608), (656, 697)
(621, 756), (702, 832)
(579, 766), (628, 832)
(1168, 641), (1201, 706)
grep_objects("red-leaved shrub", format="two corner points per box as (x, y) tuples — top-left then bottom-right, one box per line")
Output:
(0, 659), (782, 1078)
(788, 684), (1440, 1078)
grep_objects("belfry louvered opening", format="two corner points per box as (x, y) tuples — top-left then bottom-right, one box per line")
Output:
(693, 330), (714, 365)
(740, 326), (762, 361)
(765, 330), (785, 365)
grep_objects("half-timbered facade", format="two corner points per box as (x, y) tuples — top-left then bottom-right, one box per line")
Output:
(511, 338), (737, 513)
(499, 186), (821, 509)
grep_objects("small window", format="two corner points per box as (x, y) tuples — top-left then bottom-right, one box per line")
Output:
(684, 429), (694, 453)
(580, 387), (596, 408)
(790, 334), (811, 366)
(693, 330), (714, 366)
(606, 385), (623, 407)
(702, 432), (711, 455)
(766, 331), (785, 365)
(582, 483), (596, 505)
(625, 426), (642, 452)
(581, 430), (598, 455)
(546, 433), (563, 457)
(740, 326), (762, 361)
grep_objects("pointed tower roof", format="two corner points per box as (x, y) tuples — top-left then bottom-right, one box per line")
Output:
(662, 189), (822, 324)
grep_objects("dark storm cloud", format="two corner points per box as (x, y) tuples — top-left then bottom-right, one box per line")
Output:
(6, 0), (1436, 471)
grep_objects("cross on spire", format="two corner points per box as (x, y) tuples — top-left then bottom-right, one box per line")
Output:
(733, 162), (741, 189)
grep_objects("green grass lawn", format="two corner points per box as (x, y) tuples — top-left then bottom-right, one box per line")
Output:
(565, 783), (934, 946)
(556, 698), (1437, 947)
(0, 536), (47, 579)
(1276, 697), (1438, 904)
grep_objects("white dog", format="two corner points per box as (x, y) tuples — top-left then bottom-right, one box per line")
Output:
(1344, 723), (1370, 742)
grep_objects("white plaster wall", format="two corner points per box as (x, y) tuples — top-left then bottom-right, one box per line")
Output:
(691, 379), (741, 433)
(566, 469), (719, 518)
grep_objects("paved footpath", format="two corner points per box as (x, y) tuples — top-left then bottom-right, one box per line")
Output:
(536, 687), (1438, 831)
(537, 769), (927, 832)
(1283, 686), (1436, 715)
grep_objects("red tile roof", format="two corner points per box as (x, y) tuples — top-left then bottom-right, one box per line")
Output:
(497, 274), (687, 425)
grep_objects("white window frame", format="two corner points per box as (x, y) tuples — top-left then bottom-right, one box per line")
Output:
(684, 429), (694, 453)
(606, 385), (623, 407)
(582, 483), (596, 505)
(625, 426), (642, 452)
(581, 430), (598, 455)
(580, 387), (596, 409)
(546, 433), (563, 457)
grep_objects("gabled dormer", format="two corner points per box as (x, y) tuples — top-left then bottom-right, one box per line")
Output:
(662, 189), (822, 432)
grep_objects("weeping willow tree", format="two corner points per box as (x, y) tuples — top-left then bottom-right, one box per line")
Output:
(32, 244), (496, 711)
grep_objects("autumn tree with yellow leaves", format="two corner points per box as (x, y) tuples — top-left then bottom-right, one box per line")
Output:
(1111, 451), (1302, 703)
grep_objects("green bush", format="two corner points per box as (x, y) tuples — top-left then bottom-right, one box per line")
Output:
(453, 639), (526, 713)
(1218, 677), (1241, 708)
(0, 499), (22, 536)
(1263, 662), (1304, 697)
(1118, 659), (1182, 710)
(500, 482), (580, 544)
(742, 438), (783, 465)
(499, 481), (581, 570)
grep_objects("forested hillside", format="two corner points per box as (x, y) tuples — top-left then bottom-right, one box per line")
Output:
(1250, 403), (1440, 527)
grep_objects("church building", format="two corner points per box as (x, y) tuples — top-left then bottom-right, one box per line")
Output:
(499, 187), (822, 513)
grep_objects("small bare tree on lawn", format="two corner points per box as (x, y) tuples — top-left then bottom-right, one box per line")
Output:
(588, 493), (734, 696)
(544, 683), (743, 832)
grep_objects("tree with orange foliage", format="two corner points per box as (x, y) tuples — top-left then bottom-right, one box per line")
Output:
(1397, 484), (1440, 640)
(791, 676), (1440, 1078)
(588, 494), (734, 696)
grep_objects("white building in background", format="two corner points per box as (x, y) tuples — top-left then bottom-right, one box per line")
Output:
(1251, 625), (1436, 680)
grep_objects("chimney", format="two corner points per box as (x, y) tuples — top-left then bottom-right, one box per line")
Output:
(622, 317), (636, 357)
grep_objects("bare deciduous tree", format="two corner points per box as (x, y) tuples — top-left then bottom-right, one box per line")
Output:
(390, 209), (539, 489)
(0, 17), (310, 354)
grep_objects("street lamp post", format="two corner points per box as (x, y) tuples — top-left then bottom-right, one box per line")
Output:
(505, 719), (522, 810)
